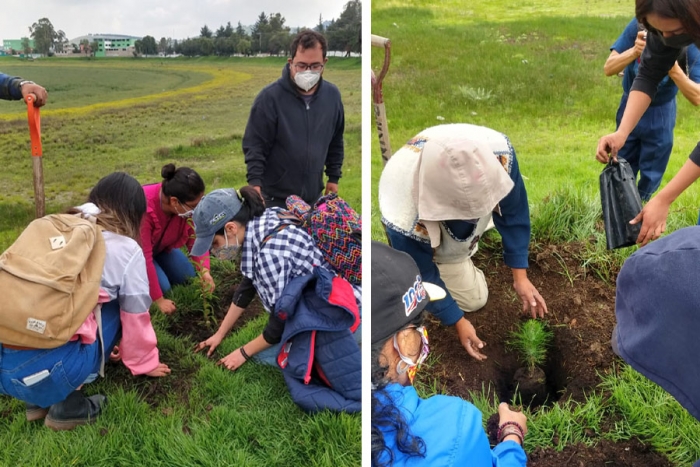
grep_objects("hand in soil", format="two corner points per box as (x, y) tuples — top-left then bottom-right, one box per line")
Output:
(455, 317), (487, 361)
(218, 348), (246, 371)
(146, 362), (171, 377)
(498, 402), (528, 439)
(200, 271), (216, 293)
(157, 297), (177, 315)
(513, 276), (548, 318)
(109, 345), (122, 362)
(195, 334), (223, 357)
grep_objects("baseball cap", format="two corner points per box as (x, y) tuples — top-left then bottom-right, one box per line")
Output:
(415, 132), (514, 248)
(615, 226), (700, 422)
(190, 188), (243, 257)
(371, 241), (446, 344)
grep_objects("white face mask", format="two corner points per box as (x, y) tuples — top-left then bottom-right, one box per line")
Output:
(177, 201), (194, 218)
(294, 70), (321, 92)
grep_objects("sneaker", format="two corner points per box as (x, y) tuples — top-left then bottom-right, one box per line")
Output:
(44, 390), (107, 431)
(25, 403), (48, 422)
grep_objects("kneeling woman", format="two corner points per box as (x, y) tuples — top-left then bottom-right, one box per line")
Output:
(192, 187), (361, 370)
(371, 241), (527, 466)
(0, 173), (170, 430)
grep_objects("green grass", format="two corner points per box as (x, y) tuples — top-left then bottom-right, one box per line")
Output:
(372, 0), (700, 464)
(0, 56), (360, 466)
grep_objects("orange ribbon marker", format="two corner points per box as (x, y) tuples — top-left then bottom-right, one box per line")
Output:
(25, 94), (44, 218)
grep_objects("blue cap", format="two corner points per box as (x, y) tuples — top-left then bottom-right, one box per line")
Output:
(615, 226), (700, 422)
(191, 188), (242, 257)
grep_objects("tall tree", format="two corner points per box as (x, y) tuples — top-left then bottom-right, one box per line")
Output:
(235, 21), (248, 40)
(200, 25), (213, 38)
(158, 37), (168, 54)
(21, 37), (32, 55)
(28, 17), (61, 55)
(224, 21), (234, 38)
(215, 26), (226, 39)
(315, 14), (324, 33)
(140, 35), (158, 55)
(326, 1), (362, 55)
(251, 12), (270, 54)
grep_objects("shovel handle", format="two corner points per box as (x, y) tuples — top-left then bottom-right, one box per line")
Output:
(25, 94), (44, 218)
(25, 94), (42, 157)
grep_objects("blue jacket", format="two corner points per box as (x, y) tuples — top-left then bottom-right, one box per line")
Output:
(375, 384), (527, 466)
(0, 73), (22, 100)
(242, 64), (345, 205)
(274, 266), (361, 413)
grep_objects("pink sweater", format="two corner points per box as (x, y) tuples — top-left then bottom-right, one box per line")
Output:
(141, 183), (210, 300)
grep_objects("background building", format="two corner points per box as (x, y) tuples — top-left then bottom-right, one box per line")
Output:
(70, 34), (141, 57)
(1, 39), (35, 54)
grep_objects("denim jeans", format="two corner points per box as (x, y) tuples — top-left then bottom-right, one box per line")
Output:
(253, 322), (363, 366)
(616, 94), (676, 201)
(0, 300), (122, 408)
(154, 248), (196, 294)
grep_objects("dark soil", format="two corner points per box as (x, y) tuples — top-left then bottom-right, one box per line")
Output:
(100, 266), (264, 409)
(421, 241), (673, 467)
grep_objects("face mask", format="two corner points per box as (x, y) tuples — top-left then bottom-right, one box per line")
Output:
(211, 231), (241, 261)
(177, 201), (194, 219)
(660, 33), (694, 48)
(294, 70), (321, 92)
(394, 326), (430, 384)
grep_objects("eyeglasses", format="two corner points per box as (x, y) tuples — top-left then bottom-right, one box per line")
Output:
(293, 62), (324, 72)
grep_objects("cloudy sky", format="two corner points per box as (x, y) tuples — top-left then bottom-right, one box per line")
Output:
(0, 0), (351, 41)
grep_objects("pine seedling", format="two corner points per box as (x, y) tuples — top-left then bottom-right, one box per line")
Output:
(507, 320), (553, 374)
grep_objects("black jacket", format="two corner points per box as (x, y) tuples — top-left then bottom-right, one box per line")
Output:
(243, 64), (345, 205)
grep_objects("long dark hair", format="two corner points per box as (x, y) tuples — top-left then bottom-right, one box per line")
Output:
(67, 172), (146, 243)
(636, 0), (700, 43)
(161, 163), (205, 204)
(215, 186), (266, 235)
(371, 317), (427, 467)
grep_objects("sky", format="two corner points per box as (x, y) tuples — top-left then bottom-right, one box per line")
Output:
(0, 0), (350, 41)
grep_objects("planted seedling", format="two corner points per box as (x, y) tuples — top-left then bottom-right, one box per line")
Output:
(507, 319), (554, 407)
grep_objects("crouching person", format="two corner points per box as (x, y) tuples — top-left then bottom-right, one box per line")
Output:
(192, 187), (361, 412)
(0, 172), (170, 430)
(371, 241), (528, 466)
(613, 226), (700, 467)
(379, 123), (547, 361)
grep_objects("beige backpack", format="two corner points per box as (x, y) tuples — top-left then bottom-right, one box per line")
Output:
(0, 214), (106, 348)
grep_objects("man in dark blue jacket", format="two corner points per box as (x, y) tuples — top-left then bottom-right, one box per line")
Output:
(0, 73), (48, 106)
(243, 30), (344, 208)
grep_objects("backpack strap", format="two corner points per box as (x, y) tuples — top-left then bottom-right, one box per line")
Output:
(261, 223), (292, 246)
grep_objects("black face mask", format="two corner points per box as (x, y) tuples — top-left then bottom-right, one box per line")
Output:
(660, 33), (694, 48)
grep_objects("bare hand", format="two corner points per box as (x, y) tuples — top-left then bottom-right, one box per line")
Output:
(596, 132), (626, 164)
(218, 348), (247, 371)
(21, 83), (48, 107)
(156, 297), (177, 315)
(455, 317), (487, 361)
(498, 402), (528, 436)
(146, 362), (171, 377)
(109, 345), (122, 362)
(195, 333), (223, 357)
(513, 277), (548, 318)
(634, 30), (646, 57)
(630, 195), (669, 246)
(201, 271), (216, 294)
(325, 182), (339, 195)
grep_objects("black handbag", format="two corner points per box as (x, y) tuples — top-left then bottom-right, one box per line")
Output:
(599, 158), (643, 249)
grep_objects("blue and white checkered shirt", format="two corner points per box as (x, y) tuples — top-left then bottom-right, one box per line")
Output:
(241, 208), (362, 313)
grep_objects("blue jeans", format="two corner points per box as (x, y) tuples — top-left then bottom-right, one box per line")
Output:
(616, 94), (676, 201)
(0, 300), (122, 408)
(254, 322), (363, 366)
(154, 249), (196, 293)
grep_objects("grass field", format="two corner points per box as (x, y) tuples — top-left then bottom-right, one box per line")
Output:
(0, 55), (361, 466)
(372, 1), (700, 465)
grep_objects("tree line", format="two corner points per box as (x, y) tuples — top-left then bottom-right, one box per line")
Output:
(10, 1), (360, 58)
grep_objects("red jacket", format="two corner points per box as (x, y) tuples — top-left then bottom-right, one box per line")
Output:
(140, 183), (210, 300)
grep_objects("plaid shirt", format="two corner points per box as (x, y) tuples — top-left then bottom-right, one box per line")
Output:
(241, 208), (362, 313)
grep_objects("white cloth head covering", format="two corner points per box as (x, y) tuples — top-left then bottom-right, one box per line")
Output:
(414, 132), (514, 247)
